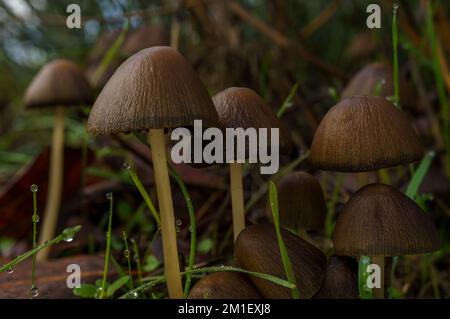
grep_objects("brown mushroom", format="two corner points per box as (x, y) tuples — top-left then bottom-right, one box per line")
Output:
(235, 223), (326, 298)
(310, 95), (424, 172)
(333, 183), (440, 298)
(314, 256), (359, 299)
(87, 46), (220, 298)
(266, 171), (326, 235)
(24, 59), (92, 261)
(188, 272), (261, 299)
(341, 62), (415, 107)
(213, 87), (292, 241)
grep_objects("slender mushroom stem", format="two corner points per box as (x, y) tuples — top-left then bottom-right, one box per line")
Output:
(372, 255), (385, 299)
(37, 106), (65, 262)
(148, 129), (184, 299)
(229, 162), (245, 242)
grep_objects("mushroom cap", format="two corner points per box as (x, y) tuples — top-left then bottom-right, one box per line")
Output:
(87, 46), (220, 134)
(212, 87), (293, 156)
(235, 223), (326, 298)
(341, 62), (415, 107)
(266, 171), (326, 230)
(333, 183), (441, 256)
(188, 272), (261, 299)
(310, 95), (424, 172)
(314, 256), (359, 299)
(24, 59), (93, 109)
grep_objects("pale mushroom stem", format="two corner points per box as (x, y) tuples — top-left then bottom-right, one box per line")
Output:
(372, 256), (385, 299)
(37, 106), (65, 262)
(229, 162), (245, 242)
(148, 129), (184, 299)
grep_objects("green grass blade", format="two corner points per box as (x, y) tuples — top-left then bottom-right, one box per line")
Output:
(269, 181), (300, 299)
(277, 83), (299, 118)
(405, 151), (435, 199)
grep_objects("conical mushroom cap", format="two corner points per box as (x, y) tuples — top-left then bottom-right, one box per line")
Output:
(333, 183), (440, 256)
(314, 256), (359, 299)
(188, 272), (261, 299)
(87, 46), (220, 134)
(212, 87), (293, 156)
(235, 223), (326, 298)
(310, 96), (424, 171)
(341, 62), (415, 107)
(266, 171), (326, 230)
(24, 59), (92, 109)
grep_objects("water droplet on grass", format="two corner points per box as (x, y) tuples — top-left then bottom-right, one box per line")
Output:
(106, 192), (113, 200)
(30, 184), (38, 192)
(124, 249), (130, 258)
(6, 267), (13, 274)
(176, 219), (182, 226)
(32, 214), (40, 223)
(123, 162), (131, 170)
(30, 286), (39, 298)
(95, 287), (105, 299)
(128, 291), (138, 299)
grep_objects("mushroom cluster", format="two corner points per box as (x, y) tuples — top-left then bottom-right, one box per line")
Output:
(310, 94), (441, 298)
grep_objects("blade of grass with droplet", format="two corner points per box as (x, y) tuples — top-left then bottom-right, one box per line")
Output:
(269, 181), (300, 299)
(358, 256), (373, 299)
(405, 151), (435, 200)
(277, 83), (299, 118)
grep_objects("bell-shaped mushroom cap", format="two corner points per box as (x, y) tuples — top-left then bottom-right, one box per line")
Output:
(87, 46), (220, 134)
(24, 59), (93, 109)
(212, 87), (293, 156)
(314, 256), (359, 299)
(235, 223), (326, 298)
(266, 171), (326, 230)
(310, 96), (424, 172)
(188, 272), (261, 299)
(341, 62), (415, 107)
(333, 183), (440, 256)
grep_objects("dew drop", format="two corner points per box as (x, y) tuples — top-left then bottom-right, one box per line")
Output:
(30, 184), (38, 193)
(6, 267), (13, 274)
(124, 249), (130, 258)
(62, 229), (75, 243)
(95, 287), (105, 299)
(176, 219), (182, 226)
(188, 226), (193, 232)
(123, 162), (131, 170)
(106, 192), (113, 200)
(32, 214), (40, 223)
(30, 285), (39, 298)
(128, 291), (138, 299)
(176, 226), (181, 233)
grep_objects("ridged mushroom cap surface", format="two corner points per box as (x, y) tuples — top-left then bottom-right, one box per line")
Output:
(188, 272), (261, 299)
(333, 183), (440, 256)
(314, 256), (359, 299)
(25, 59), (92, 109)
(212, 87), (293, 156)
(311, 95), (424, 171)
(266, 171), (326, 230)
(87, 46), (220, 134)
(235, 223), (326, 299)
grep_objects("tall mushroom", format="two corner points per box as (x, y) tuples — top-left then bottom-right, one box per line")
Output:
(266, 171), (326, 237)
(188, 272), (261, 299)
(212, 87), (292, 241)
(310, 95), (424, 172)
(24, 59), (92, 261)
(333, 183), (440, 298)
(87, 46), (220, 298)
(235, 223), (326, 298)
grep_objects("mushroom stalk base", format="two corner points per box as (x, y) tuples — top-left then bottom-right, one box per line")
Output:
(372, 256), (385, 299)
(230, 162), (245, 242)
(148, 129), (184, 299)
(37, 106), (65, 262)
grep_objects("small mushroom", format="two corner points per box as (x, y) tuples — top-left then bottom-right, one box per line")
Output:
(333, 183), (440, 298)
(310, 95), (424, 172)
(212, 87), (292, 241)
(341, 62), (415, 107)
(314, 256), (359, 299)
(235, 223), (326, 298)
(266, 171), (326, 236)
(87, 46), (220, 298)
(188, 272), (261, 299)
(24, 59), (92, 261)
